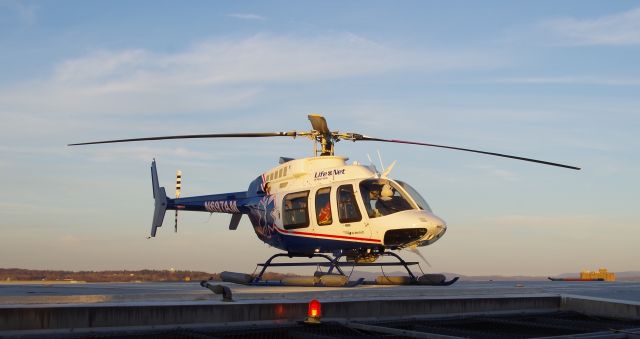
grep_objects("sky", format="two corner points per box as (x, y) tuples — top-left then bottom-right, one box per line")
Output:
(0, 1), (638, 276)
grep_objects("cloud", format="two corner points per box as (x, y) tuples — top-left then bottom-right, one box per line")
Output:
(227, 13), (266, 21)
(0, 33), (498, 116)
(491, 76), (640, 86)
(84, 146), (214, 163)
(46, 33), (473, 91)
(0, 32), (502, 151)
(0, 0), (38, 25)
(540, 7), (640, 46)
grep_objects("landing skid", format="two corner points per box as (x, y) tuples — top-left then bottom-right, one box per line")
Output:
(217, 251), (459, 287)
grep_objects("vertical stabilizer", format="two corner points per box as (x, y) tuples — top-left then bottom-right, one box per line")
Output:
(150, 160), (168, 237)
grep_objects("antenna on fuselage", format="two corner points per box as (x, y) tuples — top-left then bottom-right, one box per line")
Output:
(366, 153), (379, 174)
(376, 149), (385, 171)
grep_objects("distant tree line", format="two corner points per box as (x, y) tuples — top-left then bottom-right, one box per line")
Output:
(0, 268), (300, 282)
(0, 268), (217, 282)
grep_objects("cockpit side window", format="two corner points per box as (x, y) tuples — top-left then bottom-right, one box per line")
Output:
(283, 191), (310, 229)
(315, 187), (332, 226)
(337, 185), (362, 223)
(359, 179), (414, 218)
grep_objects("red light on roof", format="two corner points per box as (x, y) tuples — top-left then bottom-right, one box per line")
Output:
(307, 299), (322, 321)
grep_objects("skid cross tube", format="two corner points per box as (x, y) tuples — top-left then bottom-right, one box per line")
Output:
(250, 251), (430, 285)
(252, 253), (346, 283)
(327, 251), (420, 282)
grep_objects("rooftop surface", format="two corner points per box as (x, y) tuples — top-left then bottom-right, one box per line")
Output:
(2, 280), (640, 305)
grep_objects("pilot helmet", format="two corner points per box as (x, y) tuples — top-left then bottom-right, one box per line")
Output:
(380, 183), (394, 201)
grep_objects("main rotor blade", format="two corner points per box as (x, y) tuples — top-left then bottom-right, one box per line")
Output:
(356, 136), (581, 170)
(406, 246), (431, 267)
(308, 114), (330, 134)
(68, 132), (298, 146)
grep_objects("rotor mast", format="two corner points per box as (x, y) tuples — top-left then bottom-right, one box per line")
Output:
(308, 114), (335, 156)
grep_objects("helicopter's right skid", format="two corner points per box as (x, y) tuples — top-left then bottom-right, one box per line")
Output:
(216, 251), (459, 287)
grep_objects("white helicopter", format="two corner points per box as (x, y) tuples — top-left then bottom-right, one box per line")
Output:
(70, 115), (579, 286)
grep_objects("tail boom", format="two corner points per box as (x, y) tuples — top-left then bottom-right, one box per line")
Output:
(167, 192), (248, 214)
(150, 160), (249, 237)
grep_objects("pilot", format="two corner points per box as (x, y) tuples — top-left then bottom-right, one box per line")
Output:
(369, 189), (380, 200)
(380, 183), (394, 200)
(375, 184), (396, 215)
(367, 188), (382, 217)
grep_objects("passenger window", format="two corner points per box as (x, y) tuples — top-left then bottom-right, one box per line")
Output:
(283, 191), (310, 229)
(315, 187), (332, 226)
(337, 185), (362, 223)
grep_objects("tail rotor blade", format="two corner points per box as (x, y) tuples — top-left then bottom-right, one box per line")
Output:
(174, 211), (178, 233)
(175, 170), (181, 233)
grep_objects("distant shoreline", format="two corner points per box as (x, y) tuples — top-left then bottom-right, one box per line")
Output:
(0, 268), (216, 283)
(0, 280), (89, 284)
(2, 268), (639, 283)
(0, 268), (296, 283)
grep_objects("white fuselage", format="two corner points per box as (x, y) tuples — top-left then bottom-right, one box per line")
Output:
(250, 156), (447, 253)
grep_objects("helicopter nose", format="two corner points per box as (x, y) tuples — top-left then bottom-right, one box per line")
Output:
(419, 214), (447, 245)
(383, 212), (447, 247)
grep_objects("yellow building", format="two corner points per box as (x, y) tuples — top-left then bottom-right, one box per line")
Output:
(580, 268), (616, 281)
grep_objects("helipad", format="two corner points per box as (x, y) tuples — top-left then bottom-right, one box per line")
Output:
(1, 281), (639, 338)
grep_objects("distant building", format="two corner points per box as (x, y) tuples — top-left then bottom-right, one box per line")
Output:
(580, 268), (616, 281)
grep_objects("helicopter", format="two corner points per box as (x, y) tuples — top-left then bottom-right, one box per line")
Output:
(70, 114), (580, 286)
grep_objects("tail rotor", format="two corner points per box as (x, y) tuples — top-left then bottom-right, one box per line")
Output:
(175, 170), (182, 233)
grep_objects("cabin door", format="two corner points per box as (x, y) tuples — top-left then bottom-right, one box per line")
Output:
(335, 184), (369, 240)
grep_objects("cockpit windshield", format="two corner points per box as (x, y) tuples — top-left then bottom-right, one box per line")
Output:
(359, 179), (414, 218)
(396, 180), (432, 212)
